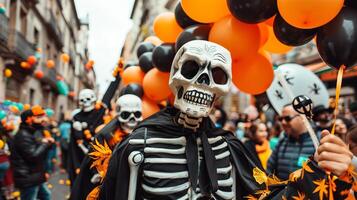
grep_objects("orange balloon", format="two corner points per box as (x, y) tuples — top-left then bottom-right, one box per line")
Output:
(143, 68), (171, 101)
(24, 104), (31, 110)
(265, 15), (275, 26)
(209, 15), (260, 61)
(259, 50), (272, 63)
(46, 60), (55, 68)
(142, 96), (160, 119)
(232, 54), (274, 95)
(181, 0), (230, 23)
(4, 69), (12, 78)
(34, 70), (44, 79)
(153, 12), (183, 43)
(61, 53), (70, 63)
(21, 62), (31, 69)
(122, 66), (145, 85)
(27, 56), (37, 65)
(144, 36), (163, 46)
(262, 26), (292, 54)
(277, 0), (343, 29)
(258, 23), (269, 47)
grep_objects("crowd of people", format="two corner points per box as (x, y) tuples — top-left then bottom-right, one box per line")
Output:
(0, 95), (355, 199)
(212, 102), (357, 183)
(0, 45), (355, 199)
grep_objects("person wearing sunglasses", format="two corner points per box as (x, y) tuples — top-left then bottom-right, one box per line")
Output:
(70, 94), (143, 200)
(267, 105), (320, 180)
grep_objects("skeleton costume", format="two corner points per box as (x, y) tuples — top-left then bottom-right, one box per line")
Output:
(99, 41), (353, 200)
(70, 95), (143, 200)
(68, 73), (121, 186)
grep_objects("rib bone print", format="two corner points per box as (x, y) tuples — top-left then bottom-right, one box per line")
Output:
(128, 135), (234, 199)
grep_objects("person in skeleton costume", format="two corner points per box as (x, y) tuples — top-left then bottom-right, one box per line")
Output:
(99, 41), (353, 200)
(70, 94), (143, 200)
(68, 70), (122, 186)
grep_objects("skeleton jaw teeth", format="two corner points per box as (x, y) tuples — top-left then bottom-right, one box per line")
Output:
(183, 90), (214, 107)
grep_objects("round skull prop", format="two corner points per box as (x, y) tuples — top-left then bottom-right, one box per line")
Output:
(116, 94), (143, 133)
(79, 89), (97, 112)
(169, 40), (232, 118)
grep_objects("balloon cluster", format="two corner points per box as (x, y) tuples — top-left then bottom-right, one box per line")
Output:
(149, 0), (357, 95)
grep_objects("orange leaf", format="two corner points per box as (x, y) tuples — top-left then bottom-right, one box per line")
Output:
(292, 191), (305, 200)
(313, 179), (328, 200)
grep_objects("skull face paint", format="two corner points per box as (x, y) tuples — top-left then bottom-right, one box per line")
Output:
(116, 94), (143, 133)
(169, 40), (232, 118)
(79, 89), (97, 112)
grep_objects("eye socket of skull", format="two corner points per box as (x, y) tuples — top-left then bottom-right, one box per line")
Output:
(120, 111), (131, 120)
(86, 98), (91, 101)
(133, 111), (142, 118)
(181, 60), (200, 79)
(211, 67), (228, 85)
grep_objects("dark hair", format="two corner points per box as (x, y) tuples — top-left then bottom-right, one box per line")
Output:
(348, 125), (357, 144)
(249, 122), (267, 137)
(337, 116), (353, 130)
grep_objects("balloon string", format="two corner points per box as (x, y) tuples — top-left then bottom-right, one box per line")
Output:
(331, 65), (345, 135)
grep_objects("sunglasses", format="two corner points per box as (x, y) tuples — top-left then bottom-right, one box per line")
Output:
(278, 115), (299, 122)
(120, 111), (142, 120)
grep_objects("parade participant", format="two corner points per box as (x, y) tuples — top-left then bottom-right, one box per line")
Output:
(267, 105), (319, 180)
(68, 66), (122, 186)
(312, 105), (334, 132)
(99, 41), (353, 200)
(70, 94), (142, 200)
(10, 106), (54, 200)
(244, 122), (271, 170)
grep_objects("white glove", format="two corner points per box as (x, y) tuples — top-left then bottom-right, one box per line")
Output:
(73, 121), (82, 131)
(77, 143), (89, 154)
(82, 122), (88, 129)
(90, 173), (102, 184)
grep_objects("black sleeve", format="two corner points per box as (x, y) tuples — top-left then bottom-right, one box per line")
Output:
(225, 133), (353, 200)
(101, 75), (121, 108)
(15, 134), (49, 162)
(99, 129), (144, 200)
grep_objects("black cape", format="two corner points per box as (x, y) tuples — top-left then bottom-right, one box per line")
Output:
(99, 108), (352, 200)
(68, 76), (121, 187)
(70, 118), (129, 200)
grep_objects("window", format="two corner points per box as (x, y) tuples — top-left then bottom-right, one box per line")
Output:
(29, 88), (35, 105)
(20, 8), (27, 35)
(34, 28), (39, 45)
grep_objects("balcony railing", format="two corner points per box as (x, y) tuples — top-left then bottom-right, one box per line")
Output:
(0, 14), (9, 46)
(41, 62), (58, 90)
(8, 29), (36, 60)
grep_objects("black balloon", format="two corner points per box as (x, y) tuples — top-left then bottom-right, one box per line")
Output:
(175, 25), (211, 51)
(137, 42), (155, 58)
(174, 2), (203, 29)
(152, 43), (175, 72)
(273, 14), (316, 46)
(227, 0), (277, 24)
(138, 52), (154, 73)
(120, 83), (144, 98)
(124, 61), (137, 70)
(317, 7), (357, 69)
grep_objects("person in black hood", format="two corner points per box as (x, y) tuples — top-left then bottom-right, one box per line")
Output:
(98, 41), (353, 200)
(70, 94), (142, 200)
(68, 66), (122, 187)
(10, 105), (54, 200)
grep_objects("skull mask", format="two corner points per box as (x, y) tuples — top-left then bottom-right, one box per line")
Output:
(169, 40), (232, 119)
(116, 94), (143, 133)
(79, 89), (97, 112)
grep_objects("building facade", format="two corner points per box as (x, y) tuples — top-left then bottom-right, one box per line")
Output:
(0, 0), (96, 120)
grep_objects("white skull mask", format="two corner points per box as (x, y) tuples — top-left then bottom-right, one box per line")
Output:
(116, 94), (143, 132)
(169, 40), (232, 118)
(79, 89), (97, 112)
